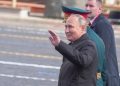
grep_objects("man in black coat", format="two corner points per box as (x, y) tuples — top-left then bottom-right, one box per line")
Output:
(48, 14), (98, 86)
(85, 0), (120, 86)
(62, 6), (106, 86)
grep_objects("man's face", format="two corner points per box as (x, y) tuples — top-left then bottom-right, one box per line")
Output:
(85, 0), (101, 19)
(65, 16), (82, 42)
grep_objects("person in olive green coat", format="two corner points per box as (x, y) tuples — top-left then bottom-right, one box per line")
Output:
(87, 26), (106, 86)
(62, 6), (106, 86)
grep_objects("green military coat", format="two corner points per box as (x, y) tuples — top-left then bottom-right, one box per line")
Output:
(87, 26), (106, 86)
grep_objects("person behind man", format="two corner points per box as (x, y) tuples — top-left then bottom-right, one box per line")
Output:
(48, 14), (97, 86)
(85, 0), (119, 86)
(62, 6), (106, 86)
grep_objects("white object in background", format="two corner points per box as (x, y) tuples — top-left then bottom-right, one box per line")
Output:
(105, 0), (116, 5)
(19, 8), (29, 18)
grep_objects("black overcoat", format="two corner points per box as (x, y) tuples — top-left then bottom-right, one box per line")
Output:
(90, 14), (119, 86)
(56, 34), (97, 86)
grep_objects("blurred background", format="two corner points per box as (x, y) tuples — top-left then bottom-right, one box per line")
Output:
(0, 0), (119, 86)
(0, 0), (119, 20)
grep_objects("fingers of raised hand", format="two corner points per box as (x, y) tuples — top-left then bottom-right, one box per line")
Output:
(48, 30), (57, 37)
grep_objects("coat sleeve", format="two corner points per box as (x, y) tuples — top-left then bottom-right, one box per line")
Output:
(55, 41), (97, 67)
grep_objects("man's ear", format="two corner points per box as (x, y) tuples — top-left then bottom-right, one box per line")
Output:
(99, 4), (103, 11)
(80, 25), (86, 32)
(99, 6), (102, 11)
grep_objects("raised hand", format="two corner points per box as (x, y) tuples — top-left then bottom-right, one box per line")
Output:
(48, 30), (60, 46)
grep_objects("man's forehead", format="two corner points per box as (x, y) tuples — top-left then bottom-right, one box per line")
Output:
(86, 0), (98, 7)
(66, 18), (76, 26)
(66, 15), (78, 23)
(66, 19), (75, 25)
(66, 18), (80, 27)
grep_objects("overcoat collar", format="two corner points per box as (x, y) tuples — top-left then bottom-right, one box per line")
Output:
(70, 34), (88, 46)
(90, 13), (104, 29)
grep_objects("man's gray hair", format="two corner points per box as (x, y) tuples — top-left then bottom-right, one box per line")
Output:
(71, 14), (88, 26)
